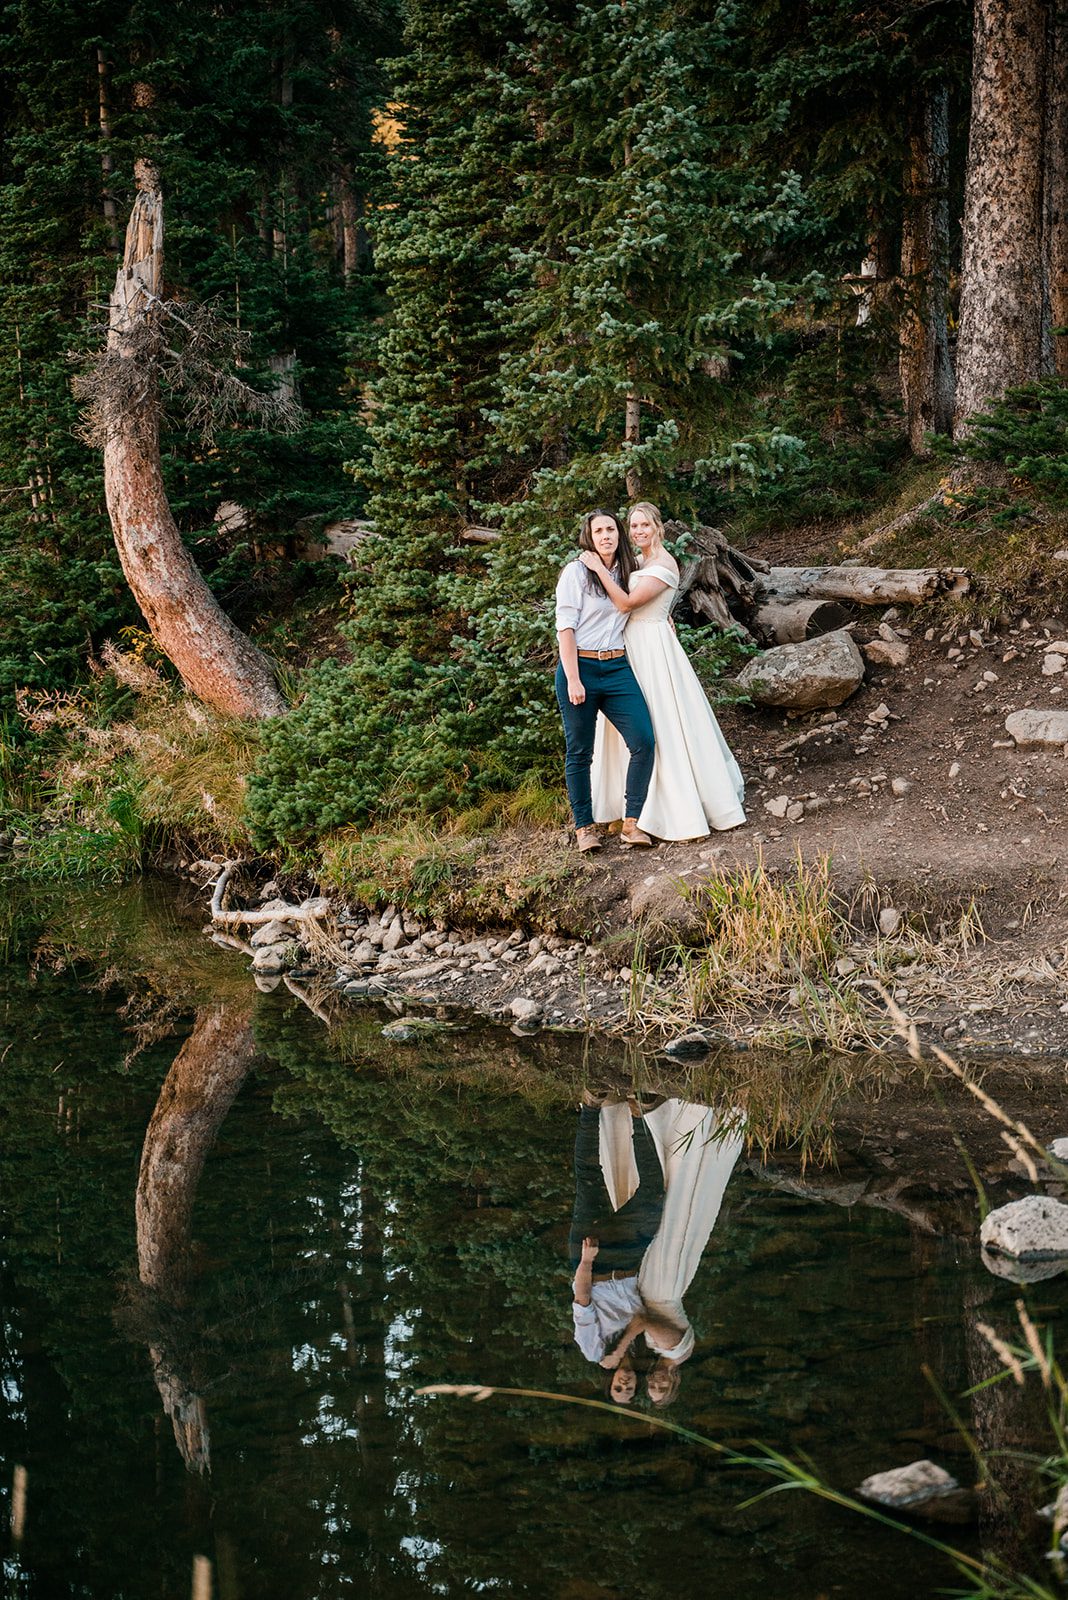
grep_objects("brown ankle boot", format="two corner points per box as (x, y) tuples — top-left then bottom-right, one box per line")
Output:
(575, 825), (603, 852)
(620, 818), (653, 848)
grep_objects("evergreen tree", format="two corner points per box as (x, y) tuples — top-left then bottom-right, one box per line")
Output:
(0, 0), (394, 705)
(250, 0), (529, 837)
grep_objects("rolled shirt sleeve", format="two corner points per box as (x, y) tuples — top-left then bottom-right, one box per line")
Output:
(555, 561), (583, 634)
(572, 1302), (608, 1363)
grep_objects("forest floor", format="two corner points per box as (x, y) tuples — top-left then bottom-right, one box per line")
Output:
(280, 475), (1068, 1060)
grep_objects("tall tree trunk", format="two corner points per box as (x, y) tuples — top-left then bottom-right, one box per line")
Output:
(900, 82), (954, 452)
(955, 0), (1049, 433)
(102, 160), (287, 718)
(1045, 4), (1068, 373)
(624, 377), (641, 499)
(96, 49), (121, 254)
(337, 162), (367, 280)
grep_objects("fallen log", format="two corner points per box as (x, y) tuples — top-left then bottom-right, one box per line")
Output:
(754, 565), (970, 607)
(753, 598), (851, 645)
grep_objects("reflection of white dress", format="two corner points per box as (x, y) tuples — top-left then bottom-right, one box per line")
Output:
(599, 1099), (744, 1364)
(590, 561), (746, 840)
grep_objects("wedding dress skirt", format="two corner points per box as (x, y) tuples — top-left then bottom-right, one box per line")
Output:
(590, 561), (745, 839)
(598, 1098), (744, 1364)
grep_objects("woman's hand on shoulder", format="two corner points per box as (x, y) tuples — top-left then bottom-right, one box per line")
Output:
(579, 551), (605, 572)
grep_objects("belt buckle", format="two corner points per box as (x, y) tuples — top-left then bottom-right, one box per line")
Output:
(599, 649), (613, 660)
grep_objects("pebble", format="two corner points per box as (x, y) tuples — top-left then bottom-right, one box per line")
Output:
(878, 907), (903, 937)
(891, 778), (911, 797)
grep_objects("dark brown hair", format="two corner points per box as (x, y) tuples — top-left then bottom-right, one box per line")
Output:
(577, 508), (638, 597)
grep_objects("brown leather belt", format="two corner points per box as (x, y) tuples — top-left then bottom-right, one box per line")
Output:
(577, 648), (625, 660)
(591, 1268), (639, 1281)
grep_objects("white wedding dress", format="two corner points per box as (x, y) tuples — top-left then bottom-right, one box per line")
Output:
(590, 560), (746, 839)
(598, 1098), (745, 1364)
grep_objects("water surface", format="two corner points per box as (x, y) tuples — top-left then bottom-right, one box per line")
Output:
(0, 883), (1062, 1597)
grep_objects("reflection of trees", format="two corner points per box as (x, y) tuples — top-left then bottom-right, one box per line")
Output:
(136, 1000), (256, 1473)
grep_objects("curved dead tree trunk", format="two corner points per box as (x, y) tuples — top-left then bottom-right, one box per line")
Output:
(136, 999), (257, 1473)
(102, 159), (286, 718)
(955, 0), (1048, 433)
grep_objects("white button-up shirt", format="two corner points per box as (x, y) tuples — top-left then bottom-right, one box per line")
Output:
(555, 559), (628, 652)
(571, 1276), (643, 1362)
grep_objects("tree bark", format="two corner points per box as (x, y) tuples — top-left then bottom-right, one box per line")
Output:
(337, 162), (367, 279)
(102, 161), (287, 718)
(756, 565), (970, 606)
(624, 375), (641, 499)
(955, 0), (1049, 433)
(96, 50), (121, 254)
(899, 82), (954, 452)
(1045, 4), (1068, 374)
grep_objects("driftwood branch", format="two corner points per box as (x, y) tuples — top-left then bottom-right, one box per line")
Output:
(208, 864), (330, 926)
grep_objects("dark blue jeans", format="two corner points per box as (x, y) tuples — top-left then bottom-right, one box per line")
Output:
(555, 656), (655, 829)
(568, 1106), (665, 1273)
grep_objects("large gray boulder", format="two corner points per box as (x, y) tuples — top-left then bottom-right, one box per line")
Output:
(736, 629), (865, 709)
(1004, 709), (1068, 749)
(980, 1195), (1068, 1259)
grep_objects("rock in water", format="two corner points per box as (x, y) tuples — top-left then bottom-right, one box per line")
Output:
(736, 630), (865, 710)
(1004, 709), (1068, 749)
(858, 1461), (974, 1525)
(381, 1016), (450, 1043)
(508, 996), (541, 1023)
(980, 1195), (1068, 1259)
(664, 1032), (713, 1060)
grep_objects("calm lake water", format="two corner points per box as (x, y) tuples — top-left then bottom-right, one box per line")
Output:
(0, 882), (1063, 1598)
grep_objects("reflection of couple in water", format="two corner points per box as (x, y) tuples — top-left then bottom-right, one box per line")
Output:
(569, 1090), (744, 1407)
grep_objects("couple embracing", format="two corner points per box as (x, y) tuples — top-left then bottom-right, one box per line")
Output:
(554, 502), (746, 851)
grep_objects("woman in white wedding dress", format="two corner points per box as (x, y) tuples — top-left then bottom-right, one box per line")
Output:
(596, 1096), (745, 1406)
(582, 502), (745, 841)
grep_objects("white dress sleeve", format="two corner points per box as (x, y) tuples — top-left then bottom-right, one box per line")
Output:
(637, 561), (679, 589)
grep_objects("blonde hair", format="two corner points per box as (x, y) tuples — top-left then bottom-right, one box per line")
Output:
(628, 501), (666, 557)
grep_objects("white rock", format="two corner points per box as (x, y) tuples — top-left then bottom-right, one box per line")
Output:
(764, 795), (790, 818)
(863, 638), (910, 668)
(1042, 653), (1066, 676)
(858, 1460), (961, 1511)
(1005, 709), (1068, 749)
(250, 918), (292, 947)
(948, 761), (961, 778)
(866, 702), (891, 724)
(736, 630), (865, 710)
(508, 997), (541, 1023)
(980, 1195), (1068, 1259)
(381, 922), (408, 953)
(891, 778), (912, 797)
(1048, 1138), (1068, 1161)
(786, 802), (805, 822)
(252, 943), (290, 974)
(878, 907), (902, 937)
